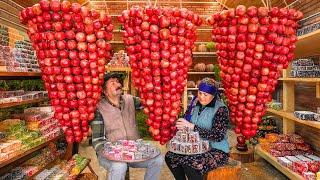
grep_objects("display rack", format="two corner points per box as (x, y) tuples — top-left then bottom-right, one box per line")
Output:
(256, 29), (320, 179)
(255, 145), (302, 180)
(0, 135), (63, 169)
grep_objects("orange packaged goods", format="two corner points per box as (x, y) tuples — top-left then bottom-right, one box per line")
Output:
(265, 133), (279, 142)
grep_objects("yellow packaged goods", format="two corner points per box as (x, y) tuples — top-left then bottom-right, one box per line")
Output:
(0, 119), (21, 131)
(317, 172), (320, 180)
(265, 133), (279, 142)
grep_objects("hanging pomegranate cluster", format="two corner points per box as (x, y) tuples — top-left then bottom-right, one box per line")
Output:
(208, 6), (303, 139)
(20, 0), (113, 143)
(119, 6), (202, 144)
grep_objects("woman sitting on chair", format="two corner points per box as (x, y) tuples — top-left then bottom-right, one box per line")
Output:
(165, 78), (230, 180)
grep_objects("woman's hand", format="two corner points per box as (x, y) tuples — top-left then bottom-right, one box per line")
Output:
(176, 118), (195, 131)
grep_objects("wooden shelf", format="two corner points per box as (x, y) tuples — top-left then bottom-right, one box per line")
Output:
(255, 145), (303, 180)
(0, 135), (63, 169)
(295, 29), (320, 58)
(267, 108), (320, 130)
(188, 71), (215, 75)
(0, 98), (47, 108)
(0, 71), (41, 80)
(279, 77), (320, 83)
(105, 66), (131, 72)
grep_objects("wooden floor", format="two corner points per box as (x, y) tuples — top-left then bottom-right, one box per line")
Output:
(78, 131), (287, 180)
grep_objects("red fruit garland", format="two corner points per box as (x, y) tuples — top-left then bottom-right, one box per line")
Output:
(20, 0), (113, 143)
(119, 6), (202, 144)
(208, 5), (303, 139)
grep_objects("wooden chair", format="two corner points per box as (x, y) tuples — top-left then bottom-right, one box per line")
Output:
(205, 159), (241, 180)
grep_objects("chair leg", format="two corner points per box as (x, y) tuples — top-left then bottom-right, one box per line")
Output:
(125, 168), (130, 180)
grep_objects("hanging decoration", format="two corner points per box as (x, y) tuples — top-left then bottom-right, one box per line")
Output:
(19, 0), (114, 143)
(207, 5), (303, 141)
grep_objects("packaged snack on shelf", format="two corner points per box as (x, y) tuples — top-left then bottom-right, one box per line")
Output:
(285, 156), (301, 169)
(296, 143), (311, 152)
(296, 155), (313, 162)
(294, 111), (316, 121)
(273, 142), (287, 151)
(265, 133), (279, 142)
(289, 134), (304, 144)
(293, 161), (309, 174)
(285, 143), (296, 151)
(306, 155), (320, 162)
(270, 149), (282, 157)
(303, 172), (316, 180)
(277, 157), (293, 168)
(281, 151), (292, 156)
(278, 134), (290, 143)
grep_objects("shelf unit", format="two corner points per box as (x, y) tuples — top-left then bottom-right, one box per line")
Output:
(0, 70), (70, 174)
(267, 108), (320, 130)
(0, 98), (47, 108)
(255, 145), (302, 180)
(256, 29), (320, 179)
(0, 71), (41, 80)
(0, 135), (63, 169)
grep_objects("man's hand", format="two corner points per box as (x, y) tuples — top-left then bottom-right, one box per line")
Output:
(176, 118), (195, 131)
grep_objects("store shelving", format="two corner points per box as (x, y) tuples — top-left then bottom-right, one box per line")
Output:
(0, 72), (41, 80)
(255, 145), (303, 180)
(0, 98), (47, 108)
(295, 29), (320, 58)
(0, 135), (63, 169)
(267, 108), (320, 130)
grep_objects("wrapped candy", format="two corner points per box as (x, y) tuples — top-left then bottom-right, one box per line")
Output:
(277, 157), (292, 168)
(270, 149), (282, 157)
(265, 133), (279, 142)
(278, 134), (290, 143)
(285, 156), (301, 170)
(285, 143), (296, 151)
(293, 161), (308, 174)
(296, 143), (311, 151)
(302, 172), (316, 180)
(273, 143), (287, 151)
(289, 134), (304, 144)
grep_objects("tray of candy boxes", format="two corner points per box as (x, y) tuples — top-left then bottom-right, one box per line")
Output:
(167, 128), (210, 155)
(100, 139), (161, 162)
(293, 111), (317, 121)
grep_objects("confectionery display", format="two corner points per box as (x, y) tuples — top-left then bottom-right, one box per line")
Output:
(259, 133), (313, 157)
(167, 128), (210, 155)
(101, 139), (160, 162)
(0, 106), (61, 163)
(34, 154), (89, 180)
